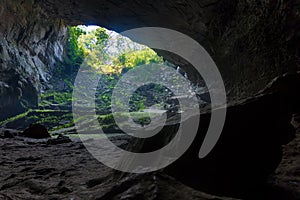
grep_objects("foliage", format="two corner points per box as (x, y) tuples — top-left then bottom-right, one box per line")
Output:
(130, 95), (147, 111)
(76, 26), (163, 74)
(77, 27), (111, 72)
(0, 110), (72, 131)
(113, 49), (163, 69)
(40, 92), (73, 105)
(65, 26), (86, 70)
(97, 112), (159, 129)
(1, 25), (176, 133)
(95, 27), (110, 46)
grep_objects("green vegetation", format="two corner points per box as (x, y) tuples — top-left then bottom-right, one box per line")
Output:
(65, 26), (86, 69)
(0, 25), (178, 135)
(97, 111), (160, 130)
(113, 49), (163, 69)
(40, 92), (72, 105)
(0, 110), (72, 131)
(75, 25), (163, 74)
(0, 108), (159, 135)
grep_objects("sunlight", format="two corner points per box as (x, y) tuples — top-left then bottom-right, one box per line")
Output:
(72, 25), (162, 74)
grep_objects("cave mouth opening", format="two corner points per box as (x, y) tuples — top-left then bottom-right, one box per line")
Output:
(69, 24), (171, 130)
(1, 24), (202, 137)
(67, 25), (201, 134)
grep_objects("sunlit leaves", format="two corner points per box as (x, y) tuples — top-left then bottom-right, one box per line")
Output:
(113, 49), (163, 69)
(73, 25), (163, 74)
(65, 26), (86, 68)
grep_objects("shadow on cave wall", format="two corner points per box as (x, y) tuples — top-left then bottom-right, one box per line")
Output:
(0, 0), (299, 199)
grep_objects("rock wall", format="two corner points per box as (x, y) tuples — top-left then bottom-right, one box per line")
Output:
(0, 0), (299, 120)
(0, 0), (67, 120)
(38, 0), (300, 101)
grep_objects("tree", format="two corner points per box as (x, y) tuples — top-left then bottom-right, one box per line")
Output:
(113, 49), (163, 69)
(95, 27), (109, 46)
(77, 28), (111, 72)
(65, 26), (86, 69)
(72, 26), (163, 74)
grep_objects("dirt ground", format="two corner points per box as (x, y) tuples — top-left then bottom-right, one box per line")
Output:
(0, 116), (299, 200)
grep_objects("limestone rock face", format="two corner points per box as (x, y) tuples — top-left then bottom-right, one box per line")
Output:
(0, 0), (299, 115)
(0, 0), (67, 120)
(38, 0), (300, 100)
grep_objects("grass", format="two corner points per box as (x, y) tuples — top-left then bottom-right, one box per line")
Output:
(40, 92), (73, 105)
(0, 109), (72, 130)
(0, 103), (165, 135)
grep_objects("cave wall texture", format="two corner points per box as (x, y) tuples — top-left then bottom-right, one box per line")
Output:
(0, 0), (67, 120)
(0, 0), (299, 120)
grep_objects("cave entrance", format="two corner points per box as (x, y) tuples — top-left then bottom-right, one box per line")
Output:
(67, 25), (178, 132)
(1, 25), (203, 137)
(42, 24), (174, 135)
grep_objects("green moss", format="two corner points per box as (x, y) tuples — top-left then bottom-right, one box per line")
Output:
(40, 92), (73, 106)
(0, 110), (72, 130)
(0, 111), (30, 126)
(95, 111), (160, 129)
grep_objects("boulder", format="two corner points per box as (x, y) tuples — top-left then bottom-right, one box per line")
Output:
(21, 124), (51, 139)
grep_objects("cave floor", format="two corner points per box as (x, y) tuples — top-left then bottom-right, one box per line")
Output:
(0, 119), (299, 200)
